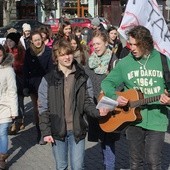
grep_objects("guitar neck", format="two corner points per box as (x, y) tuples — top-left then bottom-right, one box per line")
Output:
(130, 95), (161, 108)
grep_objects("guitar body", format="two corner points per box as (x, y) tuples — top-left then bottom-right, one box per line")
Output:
(99, 89), (143, 132)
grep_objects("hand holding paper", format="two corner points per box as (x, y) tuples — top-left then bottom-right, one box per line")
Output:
(96, 96), (118, 111)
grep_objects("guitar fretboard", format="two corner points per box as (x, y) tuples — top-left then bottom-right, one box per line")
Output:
(130, 95), (161, 108)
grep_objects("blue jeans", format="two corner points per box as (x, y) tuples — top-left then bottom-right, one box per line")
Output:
(0, 123), (9, 154)
(52, 131), (85, 170)
(101, 142), (116, 170)
(126, 126), (165, 170)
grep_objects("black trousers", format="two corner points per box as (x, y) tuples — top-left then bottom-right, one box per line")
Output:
(126, 126), (165, 170)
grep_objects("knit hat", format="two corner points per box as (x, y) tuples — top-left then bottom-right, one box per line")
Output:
(91, 17), (100, 27)
(7, 28), (17, 34)
(22, 23), (31, 32)
(6, 32), (21, 45)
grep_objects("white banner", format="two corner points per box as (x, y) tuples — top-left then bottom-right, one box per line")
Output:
(118, 0), (170, 58)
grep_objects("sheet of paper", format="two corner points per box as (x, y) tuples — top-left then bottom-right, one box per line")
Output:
(96, 96), (118, 111)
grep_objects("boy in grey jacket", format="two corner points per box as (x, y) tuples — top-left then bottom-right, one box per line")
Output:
(38, 39), (108, 170)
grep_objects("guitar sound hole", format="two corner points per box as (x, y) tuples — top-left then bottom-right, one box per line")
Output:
(123, 103), (130, 111)
(123, 106), (129, 111)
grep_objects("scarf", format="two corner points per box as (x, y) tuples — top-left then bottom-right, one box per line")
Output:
(88, 48), (112, 74)
(30, 43), (45, 56)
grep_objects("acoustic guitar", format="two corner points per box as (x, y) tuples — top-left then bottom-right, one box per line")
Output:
(99, 89), (163, 132)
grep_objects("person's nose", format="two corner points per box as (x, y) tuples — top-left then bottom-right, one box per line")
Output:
(130, 45), (135, 51)
(93, 44), (97, 49)
(65, 54), (70, 59)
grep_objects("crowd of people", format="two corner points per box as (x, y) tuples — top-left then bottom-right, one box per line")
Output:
(0, 17), (170, 170)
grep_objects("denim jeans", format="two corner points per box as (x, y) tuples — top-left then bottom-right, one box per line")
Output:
(0, 123), (9, 154)
(101, 141), (116, 170)
(52, 131), (85, 170)
(126, 126), (165, 170)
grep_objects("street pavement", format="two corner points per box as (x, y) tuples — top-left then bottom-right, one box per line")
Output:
(7, 97), (170, 170)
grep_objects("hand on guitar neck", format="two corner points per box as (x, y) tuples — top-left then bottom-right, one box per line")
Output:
(160, 93), (170, 105)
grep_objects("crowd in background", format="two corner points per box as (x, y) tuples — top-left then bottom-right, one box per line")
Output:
(0, 16), (170, 170)
(0, 17), (125, 170)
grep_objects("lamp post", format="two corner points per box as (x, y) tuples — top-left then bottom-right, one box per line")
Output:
(166, 0), (170, 21)
(77, 0), (80, 17)
(166, 0), (170, 8)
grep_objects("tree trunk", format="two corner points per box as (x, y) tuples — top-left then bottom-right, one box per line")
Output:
(3, 0), (15, 26)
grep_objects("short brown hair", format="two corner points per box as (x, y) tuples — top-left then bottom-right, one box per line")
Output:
(52, 39), (73, 62)
(93, 30), (108, 43)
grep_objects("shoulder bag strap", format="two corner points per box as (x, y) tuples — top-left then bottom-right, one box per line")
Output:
(107, 53), (119, 73)
(160, 53), (170, 92)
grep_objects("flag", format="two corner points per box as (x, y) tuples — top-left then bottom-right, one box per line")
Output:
(118, 0), (170, 58)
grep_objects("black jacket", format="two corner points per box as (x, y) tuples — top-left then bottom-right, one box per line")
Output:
(108, 39), (123, 59)
(38, 61), (100, 143)
(23, 46), (54, 93)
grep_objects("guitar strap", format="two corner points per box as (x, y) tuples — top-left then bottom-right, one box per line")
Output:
(160, 53), (170, 93)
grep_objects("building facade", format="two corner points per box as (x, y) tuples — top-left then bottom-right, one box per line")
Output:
(0, 0), (169, 27)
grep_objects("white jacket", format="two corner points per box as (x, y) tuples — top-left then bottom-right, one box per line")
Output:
(0, 54), (18, 124)
(20, 36), (26, 49)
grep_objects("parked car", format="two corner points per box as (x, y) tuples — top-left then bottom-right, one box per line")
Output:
(43, 18), (60, 34)
(0, 19), (51, 38)
(44, 17), (91, 35)
(88, 17), (112, 30)
(69, 17), (91, 32)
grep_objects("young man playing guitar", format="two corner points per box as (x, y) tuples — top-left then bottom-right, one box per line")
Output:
(101, 25), (170, 170)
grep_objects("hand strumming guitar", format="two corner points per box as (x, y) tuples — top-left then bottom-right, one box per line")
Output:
(116, 96), (129, 106)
